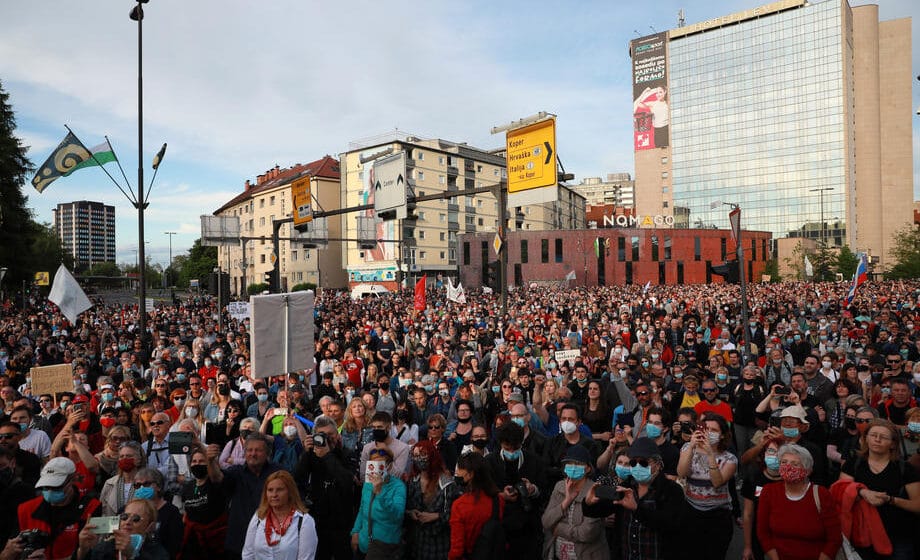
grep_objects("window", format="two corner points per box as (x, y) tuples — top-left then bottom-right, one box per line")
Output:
(419, 251), (427, 259)
(478, 218), (484, 226)
(554, 239), (563, 263)
(260, 254), (266, 263)
(706, 261), (712, 283)
(477, 165), (483, 172)
(661, 171), (669, 179)
(663, 202), (669, 208)
(618, 237), (626, 261)
(677, 261), (684, 284)
(664, 237), (672, 260)
(439, 156), (444, 165)
(259, 217), (266, 226)
(520, 240), (529, 264)
(720, 238), (727, 260)
(439, 175), (446, 185)
(440, 251), (446, 259)
(417, 171), (425, 181)
(662, 186), (669, 193)
(625, 261), (633, 285)
(291, 250), (297, 262)
(416, 150), (424, 160)
(651, 235), (659, 261)
(260, 199), (265, 208)
(463, 242), (470, 265)
(418, 211), (426, 220)
(631, 236), (639, 261)
(439, 232), (445, 241)
(694, 237), (701, 261)
(439, 213), (446, 222)
(270, 196), (275, 206)
(659, 262), (666, 284)
(751, 239), (757, 261)
(419, 230), (426, 240)
(541, 239), (549, 263)
(661, 156), (669, 164)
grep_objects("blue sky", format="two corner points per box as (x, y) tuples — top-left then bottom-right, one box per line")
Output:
(1, 0), (917, 266)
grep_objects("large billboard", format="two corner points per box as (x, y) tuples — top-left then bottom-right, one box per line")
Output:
(631, 32), (669, 151)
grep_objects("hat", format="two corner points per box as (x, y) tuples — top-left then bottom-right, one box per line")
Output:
(628, 437), (661, 459)
(99, 384), (114, 392)
(36, 457), (76, 489)
(779, 405), (809, 424)
(507, 392), (524, 403)
(562, 444), (592, 465)
(72, 394), (89, 404)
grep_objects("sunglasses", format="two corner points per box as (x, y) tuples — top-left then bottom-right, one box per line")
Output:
(149, 421), (166, 426)
(501, 385), (512, 389)
(0, 433), (18, 440)
(629, 458), (651, 467)
(854, 418), (872, 424)
(119, 513), (143, 523)
(428, 425), (444, 430)
(701, 388), (718, 393)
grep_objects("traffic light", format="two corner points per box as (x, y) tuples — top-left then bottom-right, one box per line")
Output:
(486, 261), (501, 291)
(709, 260), (740, 284)
(263, 269), (278, 293)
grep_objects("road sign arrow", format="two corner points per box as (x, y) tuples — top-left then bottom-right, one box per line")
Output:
(374, 180), (381, 191)
(397, 174), (404, 186)
(544, 141), (553, 165)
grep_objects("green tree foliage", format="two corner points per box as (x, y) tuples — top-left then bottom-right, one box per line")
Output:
(290, 282), (317, 292)
(87, 261), (121, 277)
(247, 283), (269, 295)
(762, 259), (782, 283)
(835, 245), (859, 279)
(177, 239), (217, 288)
(887, 227), (920, 279)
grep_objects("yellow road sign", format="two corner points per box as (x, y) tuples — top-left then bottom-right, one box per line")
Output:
(34, 271), (50, 286)
(291, 176), (313, 226)
(506, 118), (557, 193)
(492, 233), (503, 255)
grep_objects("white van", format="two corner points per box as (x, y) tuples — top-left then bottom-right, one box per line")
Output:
(350, 283), (391, 300)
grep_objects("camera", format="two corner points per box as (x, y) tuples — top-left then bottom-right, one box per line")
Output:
(680, 422), (695, 435)
(18, 530), (50, 558)
(312, 433), (327, 447)
(512, 481), (533, 512)
(774, 386), (791, 396)
(595, 485), (625, 502)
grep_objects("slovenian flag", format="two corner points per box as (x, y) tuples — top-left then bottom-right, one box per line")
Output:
(845, 253), (868, 306)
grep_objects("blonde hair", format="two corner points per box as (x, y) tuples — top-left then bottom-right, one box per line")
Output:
(123, 498), (157, 529)
(256, 471), (307, 519)
(343, 398), (367, 433)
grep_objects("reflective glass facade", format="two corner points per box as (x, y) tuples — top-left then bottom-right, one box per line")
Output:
(670, 1), (851, 246)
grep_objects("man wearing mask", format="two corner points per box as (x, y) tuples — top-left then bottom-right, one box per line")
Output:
(171, 345), (196, 375)
(374, 373), (399, 417)
(485, 422), (545, 559)
(375, 332), (398, 376)
(543, 404), (600, 487)
(637, 407), (679, 477)
(566, 362), (591, 406)
(509, 403), (547, 461)
(5, 458), (100, 560)
(359, 411), (410, 480)
(295, 416), (353, 560)
(694, 380), (734, 423)
(141, 413), (177, 489)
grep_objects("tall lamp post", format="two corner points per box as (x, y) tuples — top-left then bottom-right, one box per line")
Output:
(810, 187), (833, 247)
(713, 201), (752, 362)
(130, 0), (150, 342)
(164, 231), (176, 286)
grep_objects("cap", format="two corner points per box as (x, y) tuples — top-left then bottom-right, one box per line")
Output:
(72, 394), (89, 404)
(36, 457), (76, 489)
(562, 444), (592, 465)
(627, 437), (661, 459)
(507, 392), (524, 403)
(779, 404), (809, 424)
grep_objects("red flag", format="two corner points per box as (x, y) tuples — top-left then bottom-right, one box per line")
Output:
(414, 276), (427, 311)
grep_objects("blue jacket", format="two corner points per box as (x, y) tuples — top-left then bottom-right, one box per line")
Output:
(351, 475), (406, 552)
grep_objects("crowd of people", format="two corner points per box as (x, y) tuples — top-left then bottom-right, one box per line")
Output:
(0, 278), (919, 560)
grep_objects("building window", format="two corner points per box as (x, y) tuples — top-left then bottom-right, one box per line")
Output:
(417, 171), (425, 181)
(661, 171), (669, 179)
(439, 213), (446, 222)
(659, 262), (666, 284)
(260, 254), (266, 263)
(439, 156), (444, 165)
(260, 199), (265, 208)
(751, 239), (757, 261)
(416, 150), (424, 160)
(419, 230), (426, 240)
(618, 237), (626, 262)
(440, 251), (446, 259)
(664, 237), (672, 260)
(478, 218), (484, 226)
(439, 232), (445, 241)
(720, 238), (727, 261)
(554, 239), (563, 263)
(418, 211), (426, 221)
(291, 250), (297, 261)
(541, 239), (549, 263)
(663, 201), (669, 208)
(463, 241), (470, 265)
(694, 237), (701, 261)
(439, 175), (446, 184)
(706, 260), (712, 283)
(662, 186), (669, 193)
(661, 156), (669, 164)
(270, 196), (275, 206)
(631, 236), (640, 261)
(419, 251), (427, 259)
(651, 235), (659, 261)
(677, 261), (684, 284)
(521, 240), (529, 264)
(625, 261), (633, 285)
(259, 217), (266, 226)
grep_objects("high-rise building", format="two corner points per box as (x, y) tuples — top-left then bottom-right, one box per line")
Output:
(631, 0), (913, 269)
(53, 200), (116, 271)
(572, 173), (636, 207)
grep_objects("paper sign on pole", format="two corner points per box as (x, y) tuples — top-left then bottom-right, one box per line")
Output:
(228, 301), (250, 321)
(29, 364), (74, 397)
(250, 291), (315, 380)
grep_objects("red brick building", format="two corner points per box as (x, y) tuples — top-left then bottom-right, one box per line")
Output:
(459, 228), (771, 287)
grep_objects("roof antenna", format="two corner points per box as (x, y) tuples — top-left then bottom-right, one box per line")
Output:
(678, 9), (685, 27)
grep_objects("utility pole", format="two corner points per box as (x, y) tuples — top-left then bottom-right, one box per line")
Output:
(164, 231), (175, 287)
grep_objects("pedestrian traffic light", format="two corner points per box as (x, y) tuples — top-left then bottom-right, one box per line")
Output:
(709, 260), (740, 284)
(486, 261), (500, 291)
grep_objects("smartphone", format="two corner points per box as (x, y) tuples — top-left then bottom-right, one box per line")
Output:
(88, 516), (120, 534)
(595, 486), (624, 501)
(774, 386), (791, 396)
(168, 431), (193, 455)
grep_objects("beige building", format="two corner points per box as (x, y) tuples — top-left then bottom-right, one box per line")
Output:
(213, 156), (345, 295)
(631, 0), (913, 270)
(572, 173), (636, 208)
(341, 133), (586, 287)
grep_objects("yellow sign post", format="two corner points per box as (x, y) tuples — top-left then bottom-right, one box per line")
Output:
(506, 118), (557, 193)
(291, 176), (313, 226)
(34, 271), (50, 286)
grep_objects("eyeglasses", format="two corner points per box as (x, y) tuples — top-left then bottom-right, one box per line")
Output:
(701, 388), (718, 393)
(629, 458), (651, 467)
(149, 420), (166, 426)
(501, 384), (512, 389)
(134, 481), (156, 487)
(119, 514), (143, 523)
(227, 409), (240, 414)
(428, 425), (444, 430)
(155, 384), (166, 388)
(0, 433), (18, 440)
(886, 360), (901, 364)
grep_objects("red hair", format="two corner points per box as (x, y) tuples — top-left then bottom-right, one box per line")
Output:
(411, 439), (446, 478)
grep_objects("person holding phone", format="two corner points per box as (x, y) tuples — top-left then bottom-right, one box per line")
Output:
(351, 447), (406, 558)
(77, 498), (169, 560)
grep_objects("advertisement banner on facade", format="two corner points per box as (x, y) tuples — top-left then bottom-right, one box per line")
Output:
(631, 32), (669, 151)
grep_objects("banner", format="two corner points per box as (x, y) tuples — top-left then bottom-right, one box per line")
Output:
(29, 364), (74, 397)
(250, 291), (314, 380)
(631, 32), (669, 151)
(554, 349), (581, 366)
(48, 264), (92, 324)
(228, 301), (250, 321)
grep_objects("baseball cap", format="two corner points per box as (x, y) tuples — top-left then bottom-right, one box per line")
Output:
(562, 444), (592, 465)
(36, 457), (76, 489)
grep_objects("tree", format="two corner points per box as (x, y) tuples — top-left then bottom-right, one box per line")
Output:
(836, 245), (859, 279)
(783, 241), (806, 281)
(762, 258), (782, 283)
(887, 227), (920, 279)
(87, 261), (121, 277)
(177, 239), (217, 288)
(247, 283), (269, 295)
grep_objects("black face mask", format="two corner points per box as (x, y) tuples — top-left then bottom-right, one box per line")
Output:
(217, 384), (231, 396)
(844, 418), (857, 431)
(454, 475), (467, 488)
(378, 382), (388, 390)
(239, 429), (253, 440)
(190, 465), (209, 480)
(372, 429), (388, 442)
(471, 439), (489, 449)
(457, 416), (472, 424)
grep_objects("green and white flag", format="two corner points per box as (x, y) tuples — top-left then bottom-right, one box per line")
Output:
(32, 132), (116, 193)
(63, 140), (116, 176)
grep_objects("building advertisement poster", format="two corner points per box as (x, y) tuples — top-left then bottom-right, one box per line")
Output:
(631, 32), (669, 151)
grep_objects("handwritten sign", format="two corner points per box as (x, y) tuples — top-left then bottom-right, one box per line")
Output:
(554, 349), (581, 365)
(29, 364), (74, 397)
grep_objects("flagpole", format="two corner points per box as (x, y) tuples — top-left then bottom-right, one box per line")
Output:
(105, 135), (139, 204)
(132, 0), (149, 344)
(63, 125), (135, 204)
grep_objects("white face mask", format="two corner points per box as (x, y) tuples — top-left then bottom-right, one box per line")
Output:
(560, 421), (578, 435)
(822, 361), (832, 369)
(283, 425), (298, 438)
(184, 407), (198, 418)
(707, 432), (721, 446)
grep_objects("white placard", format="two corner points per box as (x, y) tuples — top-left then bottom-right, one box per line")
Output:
(228, 301), (250, 321)
(372, 151), (408, 219)
(554, 349), (581, 365)
(250, 291), (315, 379)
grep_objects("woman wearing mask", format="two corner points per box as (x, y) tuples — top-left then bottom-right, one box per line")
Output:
(460, 425), (490, 456)
(220, 417), (259, 469)
(542, 444), (609, 559)
(134, 402), (156, 443)
(406, 440), (459, 560)
(246, 383), (272, 423)
(271, 417), (309, 473)
(99, 441), (146, 516)
(351, 447), (406, 558)
(827, 405), (875, 480)
(583, 380), (614, 443)
(741, 436), (783, 560)
(449, 452), (503, 560)
(132, 468), (183, 559)
(77, 498), (170, 560)
(179, 444), (228, 558)
(205, 399), (242, 450)
(166, 389), (186, 423)
(756, 444), (840, 560)
(676, 412), (738, 560)
(176, 397), (204, 433)
(445, 400), (475, 455)
(591, 447), (632, 558)
(241, 471), (318, 560)
(94, 426), (131, 486)
(825, 379), (861, 431)
(203, 378), (234, 423)
(392, 404), (420, 446)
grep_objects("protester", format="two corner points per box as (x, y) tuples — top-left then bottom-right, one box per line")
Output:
(542, 444), (609, 559)
(241, 471), (317, 560)
(351, 447), (406, 558)
(449, 451), (504, 560)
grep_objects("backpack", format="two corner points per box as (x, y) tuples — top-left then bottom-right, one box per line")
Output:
(470, 496), (505, 560)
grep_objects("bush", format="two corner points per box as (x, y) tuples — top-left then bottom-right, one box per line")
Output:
(247, 283), (269, 295)
(291, 282), (317, 292)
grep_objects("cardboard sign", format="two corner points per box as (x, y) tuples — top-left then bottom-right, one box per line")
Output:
(554, 349), (581, 365)
(29, 364), (74, 397)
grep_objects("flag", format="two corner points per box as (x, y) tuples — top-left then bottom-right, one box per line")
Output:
(63, 140), (116, 176)
(564, 270), (576, 281)
(48, 264), (93, 324)
(594, 238), (600, 258)
(804, 255), (814, 278)
(414, 276), (427, 311)
(446, 278), (459, 303)
(845, 253), (868, 306)
(454, 282), (467, 304)
(31, 132), (95, 192)
(643, 280), (651, 294)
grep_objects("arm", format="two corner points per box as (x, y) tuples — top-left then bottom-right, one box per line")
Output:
(826, 444), (842, 465)
(241, 513), (259, 560)
(206, 444), (223, 483)
(218, 439), (235, 469)
(676, 444), (693, 479)
(612, 378), (638, 412)
(889, 481), (920, 514)
(71, 438), (99, 473)
(540, 483), (565, 530)
(756, 485), (776, 558)
(448, 500), (467, 560)
(742, 498), (755, 560)
(553, 499), (606, 544)
(298, 514), (318, 560)
(817, 487), (842, 559)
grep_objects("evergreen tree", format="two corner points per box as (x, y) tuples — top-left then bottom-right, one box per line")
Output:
(0, 79), (37, 287)
(177, 239), (217, 288)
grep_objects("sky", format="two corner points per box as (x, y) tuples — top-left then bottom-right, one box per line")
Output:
(1, 0), (918, 267)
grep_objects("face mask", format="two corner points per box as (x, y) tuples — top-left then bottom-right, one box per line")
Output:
(134, 486), (155, 500)
(560, 421), (577, 435)
(491, 386), (500, 393)
(118, 457), (137, 472)
(176, 374), (186, 383)
(645, 424), (662, 438)
(619, 369), (628, 378)
(907, 422), (920, 434)
(674, 372), (683, 379)
(641, 361), (650, 368)
(764, 455), (780, 471)
(511, 417), (526, 428)
(128, 534), (144, 558)
(18, 423), (28, 433)
(564, 464), (587, 480)
(630, 463), (653, 483)
(821, 361), (832, 369)
(471, 438), (489, 449)
(881, 387), (891, 397)
(782, 427), (800, 439)
(239, 429), (253, 440)
(716, 374), (727, 381)
(100, 417), (116, 429)
(204, 360), (212, 367)
(576, 377), (588, 385)
(614, 464), (632, 479)
(844, 418), (857, 430)
(438, 389), (449, 397)
(218, 385), (231, 396)
(42, 488), (68, 505)
(283, 425), (298, 438)
(454, 475), (467, 487)
(179, 352), (186, 358)
(190, 464), (209, 479)
(913, 373), (920, 384)
(500, 448), (522, 461)
(707, 432), (721, 446)
(779, 463), (809, 484)
(372, 428), (388, 442)
(183, 406), (198, 418)
(412, 457), (429, 471)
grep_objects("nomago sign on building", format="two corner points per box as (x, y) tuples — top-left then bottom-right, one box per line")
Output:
(506, 118), (557, 193)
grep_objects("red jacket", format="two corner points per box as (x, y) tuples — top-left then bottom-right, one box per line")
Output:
(448, 491), (503, 560)
(18, 494), (100, 560)
(830, 479), (892, 556)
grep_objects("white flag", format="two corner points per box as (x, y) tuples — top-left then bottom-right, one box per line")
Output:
(446, 278), (459, 303)
(564, 270), (576, 281)
(455, 282), (467, 304)
(804, 255), (814, 278)
(48, 264), (92, 324)
(643, 280), (651, 294)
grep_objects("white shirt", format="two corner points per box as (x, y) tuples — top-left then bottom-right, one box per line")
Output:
(242, 510), (317, 560)
(19, 429), (51, 459)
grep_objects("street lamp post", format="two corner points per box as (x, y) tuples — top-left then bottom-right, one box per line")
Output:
(164, 231), (176, 287)
(713, 201), (752, 362)
(130, 0), (150, 342)
(213, 266), (222, 333)
(810, 187), (833, 247)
